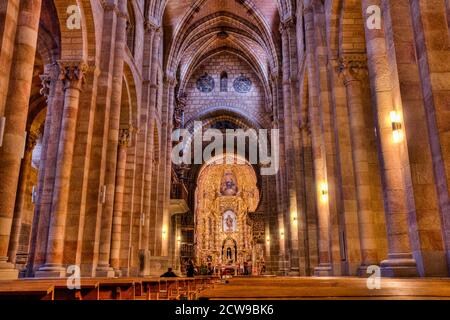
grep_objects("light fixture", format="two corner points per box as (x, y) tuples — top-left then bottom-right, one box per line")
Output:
(280, 229), (285, 239)
(162, 227), (167, 240)
(320, 182), (329, 203)
(291, 212), (298, 224)
(390, 111), (403, 143)
(266, 236), (270, 243)
(177, 235), (181, 242)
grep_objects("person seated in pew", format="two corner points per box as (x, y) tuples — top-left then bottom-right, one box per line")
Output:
(186, 260), (195, 277)
(160, 267), (178, 277)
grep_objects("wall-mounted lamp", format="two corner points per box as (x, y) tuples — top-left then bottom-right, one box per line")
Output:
(99, 185), (107, 204)
(291, 212), (298, 223)
(280, 230), (285, 239)
(162, 227), (167, 240)
(177, 235), (181, 243)
(390, 111), (403, 143)
(266, 236), (270, 244)
(320, 182), (329, 203)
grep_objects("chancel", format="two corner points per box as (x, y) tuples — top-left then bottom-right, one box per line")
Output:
(0, 0), (449, 301)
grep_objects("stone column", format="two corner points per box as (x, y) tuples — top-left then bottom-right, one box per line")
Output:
(0, 0), (42, 280)
(7, 130), (39, 264)
(339, 56), (378, 273)
(26, 63), (64, 275)
(142, 24), (159, 253)
(110, 127), (131, 276)
(362, 0), (417, 277)
(280, 18), (301, 275)
(0, 0), (20, 117)
(303, 4), (332, 276)
(36, 61), (87, 278)
(96, 0), (128, 278)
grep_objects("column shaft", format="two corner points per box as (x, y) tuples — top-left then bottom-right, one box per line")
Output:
(0, 0), (42, 280)
(110, 129), (130, 274)
(362, 0), (417, 276)
(36, 62), (87, 277)
(303, 5), (332, 276)
(340, 59), (378, 271)
(96, 0), (127, 277)
(7, 132), (38, 264)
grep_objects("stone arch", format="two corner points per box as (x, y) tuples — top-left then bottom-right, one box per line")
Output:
(53, 0), (97, 61)
(181, 47), (271, 103)
(185, 106), (265, 131)
(163, 0), (279, 77)
(126, 1), (136, 56)
(122, 62), (139, 130)
(337, 0), (366, 56)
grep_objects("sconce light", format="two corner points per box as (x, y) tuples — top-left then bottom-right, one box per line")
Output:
(320, 182), (329, 203)
(291, 212), (297, 223)
(280, 230), (285, 239)
(99, 185), (107, 204)
(390, 111), (403, 143)
(177, 235), (181, 243)
(162, 227), (167, 240)
(266, 236), (270, 244)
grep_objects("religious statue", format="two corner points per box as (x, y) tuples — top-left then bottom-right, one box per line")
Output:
(226, 247), (232, 260)
(225, 214), (234, 232)
(220, 169), (238, 196)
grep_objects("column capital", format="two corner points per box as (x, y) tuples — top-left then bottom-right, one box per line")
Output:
(119, 127), (133, 147)
(26, 130), (40, 152)
(144, 20), (161, 34)
(58, 60), (89, 90)
(101, 0), (128, 19)
(39, 63), (60, 100)
(164, 73), (177, 86)
(303, 4), (314, 15)
(279, 17), (296, 35)
(338, 55), (368, 84)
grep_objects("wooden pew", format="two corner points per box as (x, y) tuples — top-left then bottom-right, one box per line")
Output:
(0, 281), (54, 300)
(198, 277), (450, 300)
(141, 278), (161, 300)
(23, 279), (99, 300)
(97, 279), (136, 300)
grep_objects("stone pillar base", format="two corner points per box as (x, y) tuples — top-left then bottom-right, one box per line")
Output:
(35, 264), (67, 278)
(314, 264), (332, 276)
(288, 267), (300, 276)
(114, 268), (122, 277)
(381, 254), (418, 277)
(0, 258), (19, 280)
(96, 265), (115, 278)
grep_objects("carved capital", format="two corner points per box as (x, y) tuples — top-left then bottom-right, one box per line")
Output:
(144, 20), (160, 34)
(338, 55), (368, 84)
(118, 127), (132, 147)
(279, 17), (296, 34)
(165, 73), (177, 86)
(26, 130), (40, 152)
(101, 0), (127, 18)
(39, 63), (60, 100)
(303, 4), (314, 15)
(58, 60), (88, 90)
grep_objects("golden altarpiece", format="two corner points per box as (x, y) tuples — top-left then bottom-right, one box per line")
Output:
(195, 157), (260, 270)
